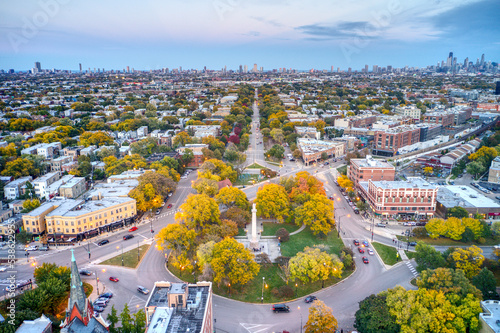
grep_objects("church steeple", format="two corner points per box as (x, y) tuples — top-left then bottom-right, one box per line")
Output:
(68, 248), (88, 318)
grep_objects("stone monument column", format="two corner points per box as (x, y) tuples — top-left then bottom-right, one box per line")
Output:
(250, 203), (259, 248)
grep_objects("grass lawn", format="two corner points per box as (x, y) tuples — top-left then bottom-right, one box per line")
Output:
(281, 226), (344, 257)
(212, 264), (354, 303)
(100, 244), (150, 268)
(405, 251), (417, 260)
(337, 165), (347, 175)
(234, 174), (260, 186)
(247, 163), (264, 169)
(372, 242), (399, 266)
(261, 222), (300, 236)
(396, 235), (499, 246)
(237, 228), (247, 237)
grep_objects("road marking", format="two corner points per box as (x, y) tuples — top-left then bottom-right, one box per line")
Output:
(0, 279), (29, 286)
(240, 323), (275, 333)
(127, 295), (146, 310)
(405, 261), (419, 277)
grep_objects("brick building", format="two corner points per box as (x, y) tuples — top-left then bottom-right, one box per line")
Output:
(297, 139), (345, 166)
(372, 125), (421, 157)
(177, 144), (209, 168)
(348, 156), (395, 190)
(334, 114), (377, 128)
(423, 111), (454, 128)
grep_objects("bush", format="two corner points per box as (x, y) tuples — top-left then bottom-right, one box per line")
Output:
(477, 237), (486, 245)
(342, 253), (354, 270)
(275, 256), (290, 265)
(278, 285), (294, 298)
(276, 228), (290, 242)
(461, 228), (475, 243)
(413, 227), (427, 238)
(341, 247), (354, 257)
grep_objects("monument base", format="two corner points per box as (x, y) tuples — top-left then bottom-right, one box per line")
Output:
(249, 241), (259, 250)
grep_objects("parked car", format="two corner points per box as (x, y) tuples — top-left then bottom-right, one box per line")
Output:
(137, 286), (150, 295)
(93, 305), (105, 313)
(354, 209), (360, 214)
(39, 246), (49, 251)
(358, 247), (365, 253)
(353, 239), (360, 246)
(93, 300), (107, 308)
(79, 270), (92, 276)
(109, 276), (119, 282)
(95, 297), (109, 305)
(272, 304), (290, 313)
(362, 257), (369, 264)
(97, 239), (109, 246)
(409, 241), (417, 246)
(128, 226), (138, 232)
(156, 209), (161, 215)
(376, 223), (386, 228)
(26, 245), (38, 251)
(367, 249), (374, 255)
(99, 292), (113, 299)
(416, 222), (426, 226)
(123, 234), (134, 241)
(304, 295), (317, 303)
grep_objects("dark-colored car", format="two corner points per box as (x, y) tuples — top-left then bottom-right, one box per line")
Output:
(416, 222), (426, 226)
(272, 304), (290, 313)
(97, 239), (109, 246)
(409, 241), (417, 246)
(353, 239), (360, 246)
(93, 305), (105, 313)
(156, 209), (161, 215)
(79, 270), (92, 276)
(362, 257), (369, 264)
(354, 209), (360, 214)
(376, 223), (386, 228)
(304, 296), (317, 303)
(362, 240), (369, 247)
(137, 286), (150, 295)
(99, 292), (113, 299)
(128, 226), (138, 232)
(109, 276), (119, 282)
(358, 247), (365, 253)
(123, 234), (134, 241)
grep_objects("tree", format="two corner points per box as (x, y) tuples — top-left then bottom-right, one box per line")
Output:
(222, 206), (250, 228)
(133, 309), (147, 333)
(1, 158), (36, 179)
(129, 183), (163, 213)
(289, 247), (343, 284)
(199, 159), (237, 183)
(16, 230), (33, 245)
(22, 199), (40, 213)
(462, 218), (483, 240)
(192, 177), (219, 197)
(34, 263), (70, 287)
(17, 288), (48, 313)
(266, 144), (285, 159)
(130, 137), (159, 157)
(448, 245), (485, 279)
(196, 241), (216, 270)
(79, 131), (114, 147)
(156, 223), (197, 256)
(175, 194), (220, 231)
(444, 217), (465, 240)
(270, 128), (284, 143)
(107, 305), (119, 333)
(336, 175), (354, 191)
(417, 268), (481, 298)
(215, 186), (249, 210)
(492, 221), (500, 236)
(354, 294), (400, 333)
(294, 194), (334, 236)
(210, 238), (259, 286)
(304, 300), (338, 333)
(255, 183), (290, 222)
(104, 154), (147, 176)
(38, 277), (67, 314)
(356, 200), (369, 212)
(472, 267), (499, 300)
(425, 218), (447, 239)
(119, 303), (134, 333)
(276, 228), (290, 242)
(414, 242), (447, 272)
(173, 132), (192, 147)
(446, 206), (469, 218)
(466, 160), (486, 179)
(423, 166), (433, 175)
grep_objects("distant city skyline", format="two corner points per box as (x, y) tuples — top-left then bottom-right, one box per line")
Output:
(0, 0), (499, 71)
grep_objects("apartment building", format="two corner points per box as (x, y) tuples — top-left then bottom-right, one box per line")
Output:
(4, 176), (32, 200)
(348, 156), (395, 189)
(21, 142), (62, 159)
(185, 125), (221, 138)
(33, 172), (61, 199)
(373, 125), (421, 157)
(59, 177), (86, 199)
(295, 126), (320, 139)
(50, 156), (73, 172)
(394, 106), (421, 120)
(488, 156), (500, 184)
(334, 114), (377, 128)
(359, 177), (438, 218)
(22, 195), (137, 239)
(423, 111), (455, 128)
(297, 138), (345, 166)
(177, 144), (209, 168)
(61, 146), (82, 161)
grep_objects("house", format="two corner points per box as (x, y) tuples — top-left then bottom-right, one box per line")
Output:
(297, 139), (345, 166)
(33, 172), (61, 199)
(15, 314), (52, 333)
(488, 156), (500, 184)
(176, 144), (208, 168)
(4, 176), (32, 200)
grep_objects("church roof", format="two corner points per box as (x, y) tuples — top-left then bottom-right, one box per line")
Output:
(68, 249), (88, 318)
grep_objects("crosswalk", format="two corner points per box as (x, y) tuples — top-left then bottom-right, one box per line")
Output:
(240, 323), (276, 333)
(127, 295), (147, 312)
(0, 279), (29, 286)
(405, 261), (419, 277)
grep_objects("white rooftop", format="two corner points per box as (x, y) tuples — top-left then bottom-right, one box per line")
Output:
(437, 185), (500, 208)
(480, 300), (500, 333)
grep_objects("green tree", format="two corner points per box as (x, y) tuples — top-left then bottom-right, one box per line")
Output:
(17, 288), (48, 313)
(414, 242), (447, 272)
(266, 144), (285, 159)
(289, 247), (343, 284)
(473, 267), (499, 300)
(446, 206), (469, 218)
(466, 160), (486, 179)
(354, 294), (400, 333)
(16, 230), (33, 245)
(38, 277), (67, 314)
(173, 132), (192, 147)
(192, 177), (219, 197)
(255, 183), (290, 222)
(417, 267), (481, 298)
(133, 309), (147, 333)
(107, 305), (119, 333)
(119, 303), (134, 333)
(304, 300), (338, 333)
(462, 218), (483, 240)
(210, 238), (259, 286)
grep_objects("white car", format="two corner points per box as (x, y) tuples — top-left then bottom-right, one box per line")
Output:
(494, 245), (500, 249)
(26, 245), (38, 251)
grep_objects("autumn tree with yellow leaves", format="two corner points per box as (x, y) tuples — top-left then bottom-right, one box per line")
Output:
(304, 300), (338, 333)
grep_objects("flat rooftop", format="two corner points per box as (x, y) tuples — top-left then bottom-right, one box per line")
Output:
(480, 300), (500, 333)
(351, 156), (394, 169)
(371, 177), (437, 190)
(437, 186), (500, 208)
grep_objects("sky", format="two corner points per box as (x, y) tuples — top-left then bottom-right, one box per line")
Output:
(0, 0), (499, 71)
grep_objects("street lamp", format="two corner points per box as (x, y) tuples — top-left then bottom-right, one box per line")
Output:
(96, 268), (105, 296)
(137, 240), (140, 263)
(298, 306), (303, 333)
(261, 277), (265, 303)
(295, 282), (298, 297)
(322, 262), (326, 288)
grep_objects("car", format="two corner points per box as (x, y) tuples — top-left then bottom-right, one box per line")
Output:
(26, 245), (38, 251)
(416, 222), (426, 226)
(128, 226), (138, 232)
(123, 234), (134, 240)
(272, 304), (290, 313)
(362, 240), (369, 247)
(93, 305), (105, 313)
(409, 241), (417, 246)
(376, 223), (386, 228)
(39, 246), (49, 251)
(167, 204), (173, 209)
(109, 276), (119, 282)
(304, 295), (317, 303)
(367, 249), (374, 255)
(79, 270), (92, 276)
(494, 245), (500, 249)
(137, 286), (150, 295)
(353, 239), (360, 246)
(358, 247), (365, 253)
(495, 196), (500, 201)
(0, 266), (7, 272)
(93, 300), (107, 307)
(95, 297), (109, 304)
(354, 209), (360, 214)
(362, 257), (369, 264)
(156, 209), (161, 215)
(97, 239), (109, 246)
(99, 292), (113, 299)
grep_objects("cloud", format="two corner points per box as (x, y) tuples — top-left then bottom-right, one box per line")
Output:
(242, 31), (261, 37)
(250, 16), (284, 28)
(295, 22), (380, 40)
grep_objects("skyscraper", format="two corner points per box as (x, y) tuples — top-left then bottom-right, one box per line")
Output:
(481, 54), (485, 66)
(244, 65), (248, 73)
(496, 81), (500, 95)
(253, 64), (258, 73)
(79, 63), (82, 72)
(446, 52), (453, 68)
(239, 65), (242, 73)
(34, 62), (41, 73)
